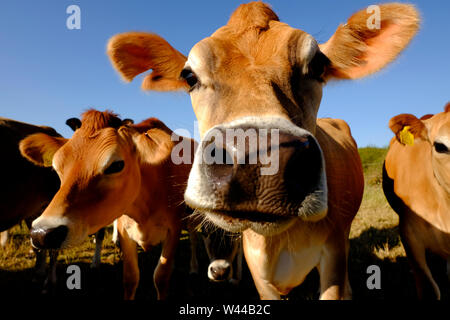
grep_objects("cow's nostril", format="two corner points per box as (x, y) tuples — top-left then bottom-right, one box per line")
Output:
(284, 136), (322, 203)
(209, 146), (233, 165)
(204, 144), (234, 187)
(30, 227), (47, 249)
(221, 267), (230, 279)
(31, 225), (68, 249)
(211, 266), (217, 275)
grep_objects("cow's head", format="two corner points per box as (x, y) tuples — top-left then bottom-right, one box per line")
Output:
(108, 2), (419, 235)
(389, 103), (450, 193)
(202, 228), (240, 282)
(20, 110), (177, 249)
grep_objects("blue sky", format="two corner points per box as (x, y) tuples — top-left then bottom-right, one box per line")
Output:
(0, 0), (448, 147)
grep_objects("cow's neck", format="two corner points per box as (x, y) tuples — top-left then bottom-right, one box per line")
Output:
(242, 219), (329, 297)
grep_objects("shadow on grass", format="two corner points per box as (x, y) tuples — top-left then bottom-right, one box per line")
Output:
(349, 226), (449, 300)
(0, 229), (447, 300)
(0, 237), (259, 300)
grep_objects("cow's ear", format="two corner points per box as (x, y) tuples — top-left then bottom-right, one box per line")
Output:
(66, 117), (81, 131)
(107, 32), (189, 91)
(319, 3), (420, 80)
(19, 133), (67, 167)
(133, 128), (174, 165)
(444, 102), (450, 113)
(389, 114), (427, 145)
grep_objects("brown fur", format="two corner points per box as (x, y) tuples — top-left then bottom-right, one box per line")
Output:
(320, 3), (420, 79)
(445, 102), (450, 113)
(78, 109), (122, 135)
(20, 110), (195, 300)
(226, 2), (279, 34)
(420, 114), (434, 120)
(107, 32), (188, 91)
(384, 104), (450, 299)
(107, 2), (420, 300)
(389, 113), (428, 143)
(1, 118), (61, 231)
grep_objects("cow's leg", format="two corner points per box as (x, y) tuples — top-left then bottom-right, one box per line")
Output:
(447, 259), (450, 283)
(90, 228), (105, 269)
(153, 226), (180, 300)
(318, 234), (347, 300)
(48, 250), (58, 287)
(33, 249), (47, 279)
(0, 230), (8, 247)
(188, 229), (199, 274)
(42, 250), (58, 295)
(112, 219), (119, 246)
(402, 235), (440, 299)
(400, 218), (440, 299)
(251, 276), (281, 300)
(403, 242), (440, 299)
(343, 235), (352, 300)
(230, 238), (243, 286)
(118, 227), (139, 300)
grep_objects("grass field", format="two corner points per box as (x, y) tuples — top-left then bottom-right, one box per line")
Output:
(0, 147), (448, 300)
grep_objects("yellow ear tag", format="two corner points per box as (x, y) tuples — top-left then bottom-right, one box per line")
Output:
(399, 126), (414, 146)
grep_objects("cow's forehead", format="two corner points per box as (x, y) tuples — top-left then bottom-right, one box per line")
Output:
(188, 23), (315, 73)
(187, 40), (215, 71)
(54, 128), (122, 171)
(426, 112), (450, 140)
(435, 115), (450, 137)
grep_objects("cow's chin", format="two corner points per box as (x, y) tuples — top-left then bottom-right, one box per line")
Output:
(60, 225), (90, 249)
(202, 210), (296, 236)
(188, 189), (329, 236)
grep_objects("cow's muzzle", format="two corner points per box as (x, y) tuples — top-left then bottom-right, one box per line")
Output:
(30, 225), (68, 250)
(185, 117), (328, 233)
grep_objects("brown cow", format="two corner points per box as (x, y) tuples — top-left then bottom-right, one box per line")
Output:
(0, 117), (61, 280)
(201, 228), (243, 284)
(1, 117), (110, 296)
(107, 2), (419, 299)
(20, 110), (195, 300)
(1, 117), (107, 288)
(383, 103), (450, 299)
(0, 118), (61, 232)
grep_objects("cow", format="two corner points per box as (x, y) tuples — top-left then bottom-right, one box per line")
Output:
(20, 110), (195, 300)
(65, 116), (129, 269)
(201, 227), (243, 284)
(0, 117), (108, 291)
(0, 118), (61, 232)
(0, 117), (61, 279)
(383, 103), (450, 300)
(107, 2), (419, 299)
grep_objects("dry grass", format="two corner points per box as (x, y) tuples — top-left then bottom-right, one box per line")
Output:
(350, 147), (404, 261)
(0, 223), (120, 271)
(0, 147), (448, 299)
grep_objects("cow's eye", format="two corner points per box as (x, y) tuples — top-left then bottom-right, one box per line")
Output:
(180, 68), (198, 88)
(434, 142), (449, 154)
(104, 160), (125, 175)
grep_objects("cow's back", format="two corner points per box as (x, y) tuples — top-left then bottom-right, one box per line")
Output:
(0, 118), (60, 230)
(316, 118), (364, 228)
